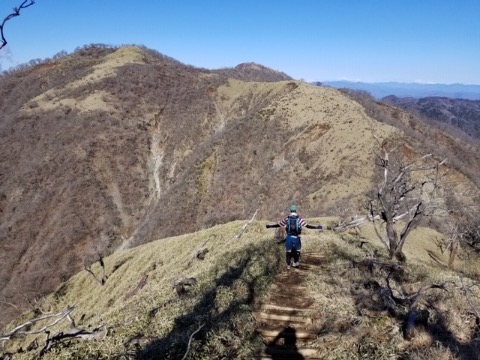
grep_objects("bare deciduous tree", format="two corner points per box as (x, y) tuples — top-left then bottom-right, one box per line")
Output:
(0, 1), (35, 50)
(428, 180), (480, 268)
(443, 217), (480, 268)
(441, 208), (469, 268)
(368, 139), (447, 262)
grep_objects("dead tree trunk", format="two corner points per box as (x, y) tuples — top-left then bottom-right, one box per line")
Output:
(368, 140), (446, 262)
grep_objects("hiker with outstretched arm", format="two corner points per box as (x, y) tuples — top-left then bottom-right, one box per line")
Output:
(266, 204), (323, 270)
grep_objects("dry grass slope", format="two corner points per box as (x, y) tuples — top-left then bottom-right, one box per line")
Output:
(2, 220), (281, 359)
(2, 218), (480, 359)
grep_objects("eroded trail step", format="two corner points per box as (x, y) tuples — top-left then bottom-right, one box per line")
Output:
(254, 311), (313, 325)
(254, 253), (325, 359)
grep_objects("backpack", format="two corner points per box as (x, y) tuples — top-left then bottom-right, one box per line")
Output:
(286, 215), (302, 236)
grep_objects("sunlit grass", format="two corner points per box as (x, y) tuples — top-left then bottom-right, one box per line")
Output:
(4, 218), (480, 359)
(5, 220), (282, 359)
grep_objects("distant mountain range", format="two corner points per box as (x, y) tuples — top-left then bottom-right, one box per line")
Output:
(383, 95), (480, 139)
(319, 81), (480, 100)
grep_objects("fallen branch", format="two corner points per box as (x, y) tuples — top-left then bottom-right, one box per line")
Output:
(185, 247), (210, 269)
(124, 275), (148, 300)
(335, 208), (418, 232)
(181, 323), (205, 360)
(0, 305), (76, 341)
(40, 325), (108, 356)
(230, 209), (259, 240)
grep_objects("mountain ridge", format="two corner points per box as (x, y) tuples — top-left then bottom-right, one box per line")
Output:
(214, 62), (292, 82)
(320, 80), (480, 100)
(1, 44), (480, 336)
(382, 95), (480, 140)
(3, 218), (480, 359)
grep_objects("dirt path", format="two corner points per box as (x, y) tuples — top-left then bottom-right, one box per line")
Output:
(254, 253), (324, 359)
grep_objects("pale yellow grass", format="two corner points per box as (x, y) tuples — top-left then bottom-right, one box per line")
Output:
(21, 46), (146, 114)
(214, 78), (292, 124)
(354, 220), (480, 277)
(55, 221), (266, 321)
(4, 219), (279, 358)
(251, 82), (401, 209)
(5, 217), (480, 359)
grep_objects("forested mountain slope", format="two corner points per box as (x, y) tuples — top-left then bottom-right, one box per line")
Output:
(1, 45), (479, 330)
(383, 95), (480, 140)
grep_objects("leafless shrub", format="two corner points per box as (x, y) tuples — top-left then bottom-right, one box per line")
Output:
(328, 197), (361, 228)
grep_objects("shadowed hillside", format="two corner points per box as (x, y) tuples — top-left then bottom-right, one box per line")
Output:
(383, 95), (480, 140)
(1, 44), (480, 331)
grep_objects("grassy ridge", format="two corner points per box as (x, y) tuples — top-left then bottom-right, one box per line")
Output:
(5, 220), (282, 359)
(3, 218), (480, 359)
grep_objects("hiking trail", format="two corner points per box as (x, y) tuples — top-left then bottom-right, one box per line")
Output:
(254, 253), (325, 359)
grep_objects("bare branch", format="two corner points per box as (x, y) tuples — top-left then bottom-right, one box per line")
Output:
(230, 209), (259, 240)
(404, 282), (450, 339)
(181, 323), (205, 360)
(84, 256), (107, 286)
(0, 297), (20, 311)
(0, 305), (76, 341)
(124, 275), (148, 301)
(40, 324), (108, 356)
(460, 276), (480, 321)
(0, 0), (35, 50)
(385, 270), (408, 306)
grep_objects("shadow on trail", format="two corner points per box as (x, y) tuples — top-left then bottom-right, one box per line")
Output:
(264, 326), (305, 360)
(134, 243), (281, 360)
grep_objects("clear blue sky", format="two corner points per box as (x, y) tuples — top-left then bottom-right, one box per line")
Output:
(1, 0), (479, 84)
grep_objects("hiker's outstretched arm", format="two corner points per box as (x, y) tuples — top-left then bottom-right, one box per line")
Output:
(266, 224), (281, 228)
